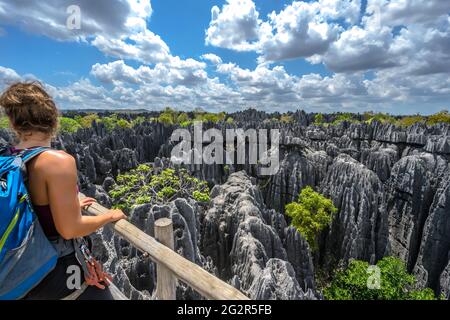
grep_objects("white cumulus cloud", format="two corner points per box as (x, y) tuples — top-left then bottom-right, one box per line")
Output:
(205, 0), (263, 51)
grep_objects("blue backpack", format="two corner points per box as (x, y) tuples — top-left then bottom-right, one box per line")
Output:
(0, 147), (59, 300)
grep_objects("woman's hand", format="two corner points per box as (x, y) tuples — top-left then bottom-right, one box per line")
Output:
(80, 198), (126, 223)
(107, 209), (127, 223)
(79, 197), (97, 210)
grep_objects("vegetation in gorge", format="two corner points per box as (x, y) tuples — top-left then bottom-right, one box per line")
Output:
(324, 257), (439, 300)
(285, 186), (337, 251)
(108, 164), (210, 211)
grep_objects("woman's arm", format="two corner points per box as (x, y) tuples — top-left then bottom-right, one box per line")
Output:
(44, 151), (126, 240)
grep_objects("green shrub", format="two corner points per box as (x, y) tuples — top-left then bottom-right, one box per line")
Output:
(98, 114), (132, 132)
(314, 113), (324, 125)
(176, 112), (191, 125)
(396, 115), (425, 127)
(158, 108), (177, 125)
(427, 110), (450, 126)
(131, 116), (146, 127)
(194, 111), (226, 123)
(99, 114), (119, 132)
(226, 117), (234, 124)
(324, 257), (439, 300)
(59, 117), (82, 134)
(332, 113), (359, 125)
(285, 186), (337, 251)
(192, 190), (210, 203)
(280, 114), (294, 123)
(109, 165), (210, 211)
(364, 112), (396, 125)
(116, 118), (131, 129)
(75, 113), (100, 128)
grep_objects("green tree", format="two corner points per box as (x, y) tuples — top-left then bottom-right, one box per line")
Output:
(427, 110), (450, 125)
(100, 115), (116, 132)
(59, 117), (82, 134)
(75, 113), (99, 128)
(285, 186), (337, 250)
(99, 114), (130, 132)
(158, 108), (177, 125)
(332, 113), (359, 125)
(176, 112), (190, 124)
(217, 112), (226, 122)
(314, 113), (324, 125)
(176, 112), (194, 127)
(280, 114), (294, 123)
(365, 112), (396, 125)
(116, 118), (132, 129)
(396, 115), (425, 127)
(324, 257), (439, 300)
(131, 116), (146, 127)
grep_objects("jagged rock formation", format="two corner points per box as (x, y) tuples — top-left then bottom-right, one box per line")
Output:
(284, 226), (316, 290)
(320, 154), (388, 267)
(202, 171), (316, 299)
(413, 169), (450, 297)
(386, 154), (447, 270)
(264, 149), (330, 213)
(440, 261), (450, 299)
(1, 109), (450, 299)
(248, 259), (309, 300)
(92, 197), (207, 300)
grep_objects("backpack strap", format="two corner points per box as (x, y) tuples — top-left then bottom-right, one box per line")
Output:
(16, 147), (51, 186)
(19, 147), (51, 164)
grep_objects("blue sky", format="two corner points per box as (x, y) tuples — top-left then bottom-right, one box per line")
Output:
(0, 0), (449, 114)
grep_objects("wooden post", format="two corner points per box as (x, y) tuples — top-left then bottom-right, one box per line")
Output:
(154, 218), (176, 300)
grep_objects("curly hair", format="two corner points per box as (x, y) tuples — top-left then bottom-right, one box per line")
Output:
(0, 82), (59, 137)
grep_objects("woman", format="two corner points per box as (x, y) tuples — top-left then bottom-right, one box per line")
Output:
(0, 82), (126, 299)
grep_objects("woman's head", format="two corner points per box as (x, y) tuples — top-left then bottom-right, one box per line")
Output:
(0, 82), (59, 139)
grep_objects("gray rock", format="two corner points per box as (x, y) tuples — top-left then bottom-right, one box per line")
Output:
(321, 154), (388, 266)
(284, 226), (316, 291)
(203, 171), (316, 299)
(424, 136), (450, 155)
(439, 260), (450, 299)
(386, 154), (447, 270)
(264, 149), (329, 213)
(361, 146), (398, 182)
(413, 168), (450, 293)
(248, 259), (315, 300)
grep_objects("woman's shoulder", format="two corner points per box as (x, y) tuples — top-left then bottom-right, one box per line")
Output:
(39, 149), (74, 161)
(33, 149), (76, 172)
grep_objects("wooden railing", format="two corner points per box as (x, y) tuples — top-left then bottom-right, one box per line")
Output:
(79, 194), (249, 300)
